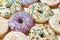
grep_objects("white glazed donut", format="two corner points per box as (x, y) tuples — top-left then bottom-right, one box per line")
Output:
(0, 17), (8, 38)
(40, 0), (60, 8)
(49, 13), (60, 35)
(4, 31), (28, 40)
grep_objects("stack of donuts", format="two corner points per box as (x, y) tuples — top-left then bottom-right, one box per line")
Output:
(0, 0), (60, 40)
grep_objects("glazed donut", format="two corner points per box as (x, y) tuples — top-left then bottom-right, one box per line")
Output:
(19, 0), (38, 5)
(0, 17), (8, 39)
(40, 0), (60, 8)
(8, 11), (34, 33)
(0, 0), (22, 18)
(49, 13), (60, 35)
(19, 0), (38, 7)
(29, 24), (57, 40)
(27, 3), (53, 23)
(4, 31), (28, 40)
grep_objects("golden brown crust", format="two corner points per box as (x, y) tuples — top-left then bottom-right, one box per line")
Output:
(0, 17), (9, 39)
(32, 15), (49, 24)
(51, 27), (60, 35)
(49, 3), (59, 9)
(22, 4), (30, 8)
(0, 28), (9, 39)
(3, 31), (28, 40)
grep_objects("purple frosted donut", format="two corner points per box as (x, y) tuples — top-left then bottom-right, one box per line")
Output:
(19, 0), (38, 5)
(8, 11), (34, 33)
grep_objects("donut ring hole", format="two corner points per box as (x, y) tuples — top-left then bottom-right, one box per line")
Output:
(6, 5), (11, 8)
(39, 33), (44, 37)
(18, 18), (23, 23)
(38, 10), (43, 14)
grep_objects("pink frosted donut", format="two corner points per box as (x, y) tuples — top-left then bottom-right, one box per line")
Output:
(8, 11), (34, 33)
(19, 0), (38, 5)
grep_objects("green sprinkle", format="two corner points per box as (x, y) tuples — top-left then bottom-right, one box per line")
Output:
(44, 14), (47, 18)
(40, 4), (44, 8)
(33, 29), (36, 31)
(7, 0), (12, 5)
(47, 30), (49, 32)
(32, 6), (35, 10)
(15, 1), (20, 4)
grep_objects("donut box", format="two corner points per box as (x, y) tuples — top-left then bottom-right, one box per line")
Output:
(0, 0), (60, 40)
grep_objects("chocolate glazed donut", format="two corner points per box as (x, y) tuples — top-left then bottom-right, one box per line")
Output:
(8, 11), (34, 33)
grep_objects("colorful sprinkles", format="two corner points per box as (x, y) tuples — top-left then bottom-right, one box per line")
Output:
(27, 3), (53, 23)
(29, 24), (56, 40)
(0, 0), (22, 18)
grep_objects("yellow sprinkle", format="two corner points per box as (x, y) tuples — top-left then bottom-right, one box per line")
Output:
(15, 0), (18, 1)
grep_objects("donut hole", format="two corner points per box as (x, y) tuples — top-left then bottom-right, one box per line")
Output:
(39, 33), (44, 37)
(6, 5), (11, 8)
(18, 18), (23, 23)
(38, 10), (43, 14)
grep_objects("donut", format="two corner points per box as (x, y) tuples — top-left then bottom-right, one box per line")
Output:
(40, 0), (60, 8)
(29, 24), (57, 40)
(19, 0), (38, 8)
(19, 0), (38, 7)
(27, 3), (53, 23)
(4, 31), (28, 40)
(8, 11), (34, 33)
(49, 13), (60, 35)
(0, 17), (8, 39)
(0, 0), (22, 18)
